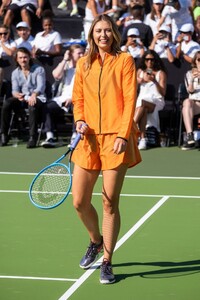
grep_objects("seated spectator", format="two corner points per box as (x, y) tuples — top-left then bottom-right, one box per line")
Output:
(149, 24), (176, 63)
(144, 0), (171, 37)
(0, 0), (44, 29)
(32, 10), (62, 58)
(0, 24), (17, 57)
(181, 50), (200, 150)
(41, 44), (85, 148)
(121, 4), (153, 48)
(0, 47), (46, 148)
(193, 0), (200, 20)
(134, 49), (167, 150)
(157, 0), (193, 42)
(15, 21), (35, 51)
(176, 23), (200, 64)
(121, 27), (146, 58)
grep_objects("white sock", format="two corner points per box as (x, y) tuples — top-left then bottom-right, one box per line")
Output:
(46, 132), (54, 140)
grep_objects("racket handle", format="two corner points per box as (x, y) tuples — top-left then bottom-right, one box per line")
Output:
(70, 123), (88, 150)
(70, 133), (81, 149)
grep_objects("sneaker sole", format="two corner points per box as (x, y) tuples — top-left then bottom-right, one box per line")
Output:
(100, 277), (116, 284)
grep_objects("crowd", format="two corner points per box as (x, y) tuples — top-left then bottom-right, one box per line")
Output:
(0, 0), (200, 150)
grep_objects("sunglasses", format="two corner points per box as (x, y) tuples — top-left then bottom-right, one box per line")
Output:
(0, 32), (8, 36)
(145, 58), (155, 61)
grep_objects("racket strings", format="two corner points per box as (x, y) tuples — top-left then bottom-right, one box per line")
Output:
(31, 164), (71, 207)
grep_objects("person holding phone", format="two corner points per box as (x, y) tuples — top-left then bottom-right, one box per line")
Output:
(134, 49), (167, 150)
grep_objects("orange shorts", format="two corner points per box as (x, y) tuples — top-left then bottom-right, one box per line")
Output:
(72, 130), (141, 171)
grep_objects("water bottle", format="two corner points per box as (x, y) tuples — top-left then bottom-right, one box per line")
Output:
(81, 31), (85, 42)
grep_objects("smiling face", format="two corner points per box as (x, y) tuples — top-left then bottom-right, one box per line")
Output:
(93, 20), (113, 54)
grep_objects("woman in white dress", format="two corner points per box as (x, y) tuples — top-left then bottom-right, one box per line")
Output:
(134, 49), (167, 150)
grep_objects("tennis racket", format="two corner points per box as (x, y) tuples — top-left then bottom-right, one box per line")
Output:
(29, 133), (82, 209)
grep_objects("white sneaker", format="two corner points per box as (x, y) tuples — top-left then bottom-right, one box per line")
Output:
(57, 1), (67, 10)
(70, 7), (78, 16)
(41, 138), (57, 148)
(138, 138), (147, 150)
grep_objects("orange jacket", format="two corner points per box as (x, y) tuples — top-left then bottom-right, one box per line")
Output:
(72, 52), (137, 140)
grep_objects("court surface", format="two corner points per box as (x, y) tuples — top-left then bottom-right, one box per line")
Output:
(0, 144), (200, 300)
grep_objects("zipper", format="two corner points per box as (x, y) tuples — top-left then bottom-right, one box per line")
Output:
(98, 64), (103, 134)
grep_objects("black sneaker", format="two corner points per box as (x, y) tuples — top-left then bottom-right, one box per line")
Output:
(27, 136), (36, 148)
(187, 132), (195, 144)
(41, 138), (57, 148)
(79, 237), (103, 269)
(100, 260), (115, 284)
(181, 132), (195, 150)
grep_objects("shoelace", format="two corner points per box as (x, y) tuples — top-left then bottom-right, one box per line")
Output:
(101, 262), (112, 275)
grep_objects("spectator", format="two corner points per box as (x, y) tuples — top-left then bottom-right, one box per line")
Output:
(32, 10), (62, 58)
(193, 0), (200, 20)
(144, 0), (171, 37)
(157, 0), (193, 42)
(181, 50), (200, 150)
(121, 27), (146, 58)
(0, 47), (46, 148)
(134, 49), (167, 150)
(41, 44), (85, 148)
(15, 21), (35, 51)
(0, 24), (17, 57)
(176, 23), (200, 64)
(0, 0), (44, 29)
(121, 4), (153, 48)
(149, 24), (176, 63)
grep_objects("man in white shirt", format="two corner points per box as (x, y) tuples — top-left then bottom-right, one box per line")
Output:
(15, 21), (35, 51)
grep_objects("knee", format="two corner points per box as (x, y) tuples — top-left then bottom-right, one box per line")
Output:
(182, 98), (192, 110)
(72, 195), (87, 212)
(102, 195), (118, 214)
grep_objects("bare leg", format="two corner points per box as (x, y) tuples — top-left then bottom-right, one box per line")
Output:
(72, 164), (102, 244)
(3, 10), (14, 27)
(102, 164), (128, 262)
(21, 9), (31, 28)
(134, 100), (155, 138)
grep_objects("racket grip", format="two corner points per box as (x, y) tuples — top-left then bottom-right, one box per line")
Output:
(70, 133), (81, 149)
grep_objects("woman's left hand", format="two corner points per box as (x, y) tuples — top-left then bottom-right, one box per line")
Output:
(113, 137), (127, 154)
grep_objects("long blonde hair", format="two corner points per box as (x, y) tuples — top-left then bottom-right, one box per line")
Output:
(84, 14), (121, 70)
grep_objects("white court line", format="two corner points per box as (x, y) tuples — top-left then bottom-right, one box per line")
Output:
(0, 276), (77, 282)
(58, 196), (169, 300)
(0, 171), (200, 180)
(1, 190), (200, 199)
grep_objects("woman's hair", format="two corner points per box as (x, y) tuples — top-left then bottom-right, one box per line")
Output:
(0, 24), (10, 40)
(15, 47), (34, 67)
(137, 49), (167, 73)
(69, 43), (84, 54)
(42, 9), (54, 22)
(150, 3), (164, 21)
(85, 14), (121, 70)
(191, 50), (200, 68)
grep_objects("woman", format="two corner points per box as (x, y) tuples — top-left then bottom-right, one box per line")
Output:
(72, 14), (141, 284)
(32, 10), (62, 58)
(149, 24), (176, 63)
(41, 44), (85, 148)
(0, 24), (17, 57)
(181, 50), (200, 150)
(134, 49), (167, 150)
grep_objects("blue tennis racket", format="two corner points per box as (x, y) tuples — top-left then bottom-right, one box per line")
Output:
(29, 133), (81, 209)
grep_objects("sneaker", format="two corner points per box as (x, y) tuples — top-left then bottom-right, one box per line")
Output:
(41, 138), (57, 148)
(181, 141), (195, 150)
(181, 132), (195, 150)
(57, 0), (67, 10)
(70, 7), (78, 16)
(138, 138), (147, 150)
(100, 260), (115, 284)
(186, 132), (195, 144)
(79, 237), (103, 269)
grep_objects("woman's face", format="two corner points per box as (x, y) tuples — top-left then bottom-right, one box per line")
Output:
(144, 54), (155, 69)
(0, 28), (9, 42)
(43, 19), (53, 33)
(93, 20), (114, 53)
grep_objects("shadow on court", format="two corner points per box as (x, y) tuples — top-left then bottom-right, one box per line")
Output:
(113, 260), (200, 282)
